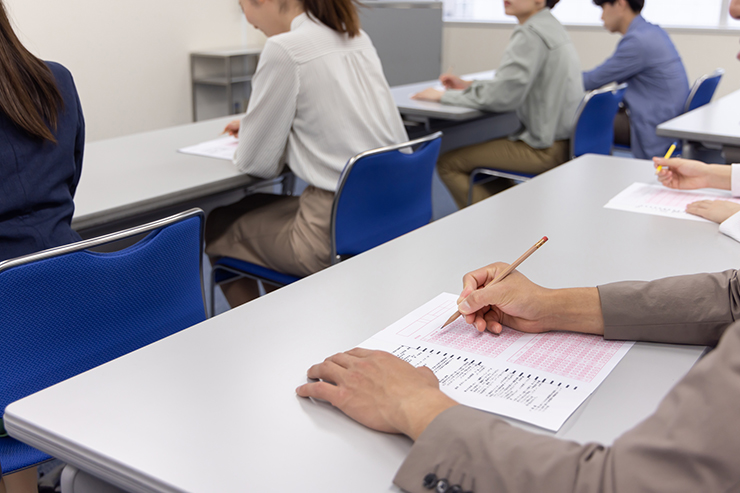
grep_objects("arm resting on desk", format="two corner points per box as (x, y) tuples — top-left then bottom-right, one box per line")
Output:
(396, 320), (740, 493)
(440, 27), (544, 113)
(583, 35), (644, 91)
(599, 270), (740, 346)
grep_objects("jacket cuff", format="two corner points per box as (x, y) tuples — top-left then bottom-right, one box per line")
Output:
(731, 163), (740, 197)
(719, 211), (740, 243)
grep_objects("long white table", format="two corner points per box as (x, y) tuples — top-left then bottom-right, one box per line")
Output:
(72, 116), (261, 237)
(10, 154), (737, 492)
(656, 89), (740, 161)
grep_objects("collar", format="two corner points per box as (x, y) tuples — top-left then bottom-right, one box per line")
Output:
(290, 12), (308, 31)
(626, 14), (646, 34)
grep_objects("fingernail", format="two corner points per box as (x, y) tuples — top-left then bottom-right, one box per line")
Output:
(458, 299), (471, 314)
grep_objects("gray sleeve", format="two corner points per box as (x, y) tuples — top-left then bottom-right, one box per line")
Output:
(395, 321), (740, 493)
(440, 27), (545, 113)
(597, 270), (739, 346)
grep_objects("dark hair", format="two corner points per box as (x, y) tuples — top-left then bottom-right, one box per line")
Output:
(301, 0), (362, 38)
(592, 0), (644, 13)
(547, 0), (560, 8)
(0, 0), (63, 142)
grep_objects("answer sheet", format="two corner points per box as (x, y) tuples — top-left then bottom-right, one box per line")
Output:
(178, 136), (238, 161)
(605, 182), (740, 222)
(359, 293), (633, 431)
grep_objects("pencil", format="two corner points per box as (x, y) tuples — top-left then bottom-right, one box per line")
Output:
(441, 236), (549, 329)
(656, 143), (677, 174)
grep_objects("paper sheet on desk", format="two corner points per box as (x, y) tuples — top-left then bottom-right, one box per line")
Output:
(178, 136), (238, 161)
(605, 183), (740, 222)
(358, 293), (633, 431)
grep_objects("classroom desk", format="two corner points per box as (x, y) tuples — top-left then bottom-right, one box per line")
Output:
(392, 71), (520, 153)
(656, 89), (740, 162)
(72, 116), (262, 238)
(8, 155), (738, 493)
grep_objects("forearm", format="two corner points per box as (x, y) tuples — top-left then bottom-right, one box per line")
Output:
(705, 164), (732, 190)
(539, 287), (604, 335)
(598, 270), (739, 345)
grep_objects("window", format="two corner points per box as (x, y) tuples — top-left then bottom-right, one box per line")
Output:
(443, 0), (737, 30)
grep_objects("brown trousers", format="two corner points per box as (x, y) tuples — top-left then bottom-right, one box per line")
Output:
(205, 186), (335, 304)
(437, 138), (570, 209)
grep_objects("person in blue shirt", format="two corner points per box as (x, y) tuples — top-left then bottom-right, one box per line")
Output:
(583, 0), (689, 160)
(0, 0), (85, 265)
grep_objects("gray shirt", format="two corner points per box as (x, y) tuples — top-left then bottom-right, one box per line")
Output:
(440, 8), (583, 149)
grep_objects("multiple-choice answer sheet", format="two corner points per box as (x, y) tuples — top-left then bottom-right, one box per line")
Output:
(605, 183), (740, 222)
(359, 293), (633, 431)
(178, 136), (238, 161)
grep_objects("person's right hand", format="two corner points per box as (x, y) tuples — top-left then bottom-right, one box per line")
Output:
(439, 74), (472, 90)
(223, 120), (240, 138)
(456, 263), (554, 335)
(653, 157), (714, 190)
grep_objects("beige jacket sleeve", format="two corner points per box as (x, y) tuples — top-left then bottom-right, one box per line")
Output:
(394, 270), (740, 493)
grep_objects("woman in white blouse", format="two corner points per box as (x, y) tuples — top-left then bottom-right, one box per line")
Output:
(653, 156), (740, 242)
(207, 0), (408, 307)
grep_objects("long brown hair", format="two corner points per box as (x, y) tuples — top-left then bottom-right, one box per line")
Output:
(0, 0), (63, 142)
(301, 0), (362, 38)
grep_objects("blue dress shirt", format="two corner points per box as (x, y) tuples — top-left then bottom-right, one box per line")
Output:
(583, 15), (689, 159)
(0, 62), (85, 262)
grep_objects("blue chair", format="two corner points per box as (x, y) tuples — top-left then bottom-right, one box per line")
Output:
(210, 131), (443, 315)
(466, 83), (628, 205)
(685, 68), (724, 113)
(0, 209), (206, 475)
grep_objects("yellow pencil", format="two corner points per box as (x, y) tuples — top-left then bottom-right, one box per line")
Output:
(656, 143), (677, 173)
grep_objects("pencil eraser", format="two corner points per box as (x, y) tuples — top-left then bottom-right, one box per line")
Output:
(543, 236), (548, 242)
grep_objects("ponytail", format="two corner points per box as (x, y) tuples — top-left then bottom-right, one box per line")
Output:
(300, 0), (362, 37)
(547, 0), (560, 7)
(0, 0), (63, 142)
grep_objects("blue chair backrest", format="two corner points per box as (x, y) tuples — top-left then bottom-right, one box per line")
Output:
(571, 83), (628, 159)
(331, 132), (442, 260)
(685, 69), (724, 113)
(0, 209), (206, 427)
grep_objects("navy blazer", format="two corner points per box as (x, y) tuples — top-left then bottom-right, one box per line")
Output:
(0, 62), (85, 262)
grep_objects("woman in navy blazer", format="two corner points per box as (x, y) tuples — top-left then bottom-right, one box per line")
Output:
(0, 0), (85, 490)
(0, 0), (85, 265)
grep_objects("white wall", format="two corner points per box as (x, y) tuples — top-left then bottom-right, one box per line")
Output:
(5, 0), (265, 142)
(443, 23), (740, 99)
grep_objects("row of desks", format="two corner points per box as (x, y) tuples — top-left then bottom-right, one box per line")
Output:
(6, 154), (739, 492)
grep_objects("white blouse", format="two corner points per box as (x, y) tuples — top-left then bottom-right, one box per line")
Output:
(719, 163), (740, 243)
(233, 13), (408, 192)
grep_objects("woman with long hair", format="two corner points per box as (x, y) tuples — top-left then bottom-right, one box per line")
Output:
(0, 0), (85, 489)
(0, 0), (85, 264)
(207, 0), (408, 307)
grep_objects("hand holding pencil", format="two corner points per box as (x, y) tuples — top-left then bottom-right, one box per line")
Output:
(446, 237), (552, 335)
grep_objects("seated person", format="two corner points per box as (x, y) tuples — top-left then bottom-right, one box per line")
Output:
(0, 0), (84, 264)
(298, 263), (740, 492)
(653, 156), (740, 243)
(412, 0), (583, 209)
(584, 0), (689, 159)
(207, 0), (408, 307)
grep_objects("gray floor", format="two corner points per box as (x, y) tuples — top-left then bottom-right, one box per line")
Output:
(206, 169), (459, 317)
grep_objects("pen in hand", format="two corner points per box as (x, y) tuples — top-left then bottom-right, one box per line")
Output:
(441, 236), (549, 330)
(655, 142), (677, 174)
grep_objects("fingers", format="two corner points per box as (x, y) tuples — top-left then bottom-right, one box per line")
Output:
(458, 263), (507, 303)
(306, 359), (347, 385)
(296, 380), (340, 403)
(686, 200), (710, 218)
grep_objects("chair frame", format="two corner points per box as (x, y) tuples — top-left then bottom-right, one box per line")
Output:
(329, 130), (443, 264)
(684, 68), (724, 113)
(466, 83), (628, 206)
(0, 208), (208, 316)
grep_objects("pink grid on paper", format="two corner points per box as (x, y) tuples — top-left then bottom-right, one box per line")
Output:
(507, 332), (622, 383)
(646, 189), (740, 210)
(421, 320), (525, 358)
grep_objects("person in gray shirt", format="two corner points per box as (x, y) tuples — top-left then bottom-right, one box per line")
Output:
(413, 0), (583, 208)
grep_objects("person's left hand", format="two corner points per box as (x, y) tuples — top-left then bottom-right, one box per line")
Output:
(296, 348), (457, 440)
(411, 88), (444, 102)
(686, 200), (740, 223)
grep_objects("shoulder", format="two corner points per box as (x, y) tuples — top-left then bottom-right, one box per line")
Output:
(524, 9), (572, 50)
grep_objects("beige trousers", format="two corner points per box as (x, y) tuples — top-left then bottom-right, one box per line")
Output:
(205, 186), (335, 279)
(437, 138), (570, 208)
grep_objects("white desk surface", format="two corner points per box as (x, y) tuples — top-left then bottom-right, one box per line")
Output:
(7, 155), (739, 493)
(657, 89), (740, 147)
(391, 70), (496, 120)
(72, 116), (257, 231)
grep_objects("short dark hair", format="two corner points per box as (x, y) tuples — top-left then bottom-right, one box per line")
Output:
(592, 0), (644, 13)
(547, 0), (560, 8)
